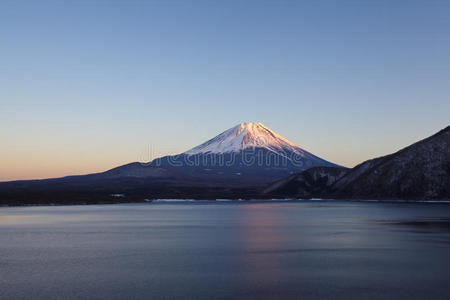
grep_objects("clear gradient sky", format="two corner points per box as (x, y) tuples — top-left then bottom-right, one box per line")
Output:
(1, 0), (449, 181)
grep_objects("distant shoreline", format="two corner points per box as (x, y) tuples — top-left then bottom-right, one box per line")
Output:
(1, 198), (450, 208)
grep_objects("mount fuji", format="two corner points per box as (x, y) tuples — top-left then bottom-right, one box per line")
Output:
(183, 122), (305, 155)
(150, 122), (339, 183)
(0, 122), (341, 204)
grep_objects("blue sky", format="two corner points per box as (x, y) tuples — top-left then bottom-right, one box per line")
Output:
(1, 0), (449, 180)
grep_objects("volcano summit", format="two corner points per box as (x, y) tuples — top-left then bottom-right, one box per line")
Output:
(184, 122), (306, 155)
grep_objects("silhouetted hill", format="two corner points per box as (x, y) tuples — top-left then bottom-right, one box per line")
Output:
(266, 126), (450, 200)
(263, 166), (348, 198)
(332, 126), (450, 200)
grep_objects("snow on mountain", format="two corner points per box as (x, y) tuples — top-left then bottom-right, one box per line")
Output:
(183, 122), (306, 155)
(149, 122), (340, 183)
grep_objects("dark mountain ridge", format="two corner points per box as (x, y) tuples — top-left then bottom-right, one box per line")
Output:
(332, 126), (450, 200)
(265, 126), (450, 200)
(263, 166), (348, 198)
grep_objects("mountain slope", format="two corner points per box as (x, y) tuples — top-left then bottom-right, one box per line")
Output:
(151, 122), (339, 183)
(333, 126), (450, 200)
(263, 166), (348, 198)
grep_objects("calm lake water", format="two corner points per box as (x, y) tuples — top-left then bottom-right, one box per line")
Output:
(1, 200), (450, 300)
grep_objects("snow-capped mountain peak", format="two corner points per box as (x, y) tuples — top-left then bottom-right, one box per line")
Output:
(183, 122), (304, 155)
